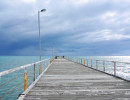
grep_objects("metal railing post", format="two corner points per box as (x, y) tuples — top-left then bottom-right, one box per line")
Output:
(91, 59), (92, 67)
(87, 59), (88, 66)
(34, 64), (36, 81)
(103, 61), (105, 72)
(39, 64), (41, 75)
(24, 68), (27, 91)
(114, 62), (116, 76)
(96, 60), (98, 70)
(81, 58), (82, 64)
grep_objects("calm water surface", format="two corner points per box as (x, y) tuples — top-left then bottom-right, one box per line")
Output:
(0, 56), (130, 100)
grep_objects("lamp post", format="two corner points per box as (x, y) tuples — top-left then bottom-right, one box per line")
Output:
(38, 9), (46, 75)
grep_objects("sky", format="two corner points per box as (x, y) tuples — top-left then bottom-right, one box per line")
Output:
(0, 0), (130, 56)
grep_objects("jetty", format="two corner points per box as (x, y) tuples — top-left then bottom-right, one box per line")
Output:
(18, 57), (130, 100)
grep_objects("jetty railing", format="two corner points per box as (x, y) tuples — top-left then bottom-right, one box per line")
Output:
(65, 57), (130, 81)
(0, 58), (54, 100)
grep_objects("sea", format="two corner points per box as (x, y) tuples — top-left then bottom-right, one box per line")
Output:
(0, 56), (130, 100)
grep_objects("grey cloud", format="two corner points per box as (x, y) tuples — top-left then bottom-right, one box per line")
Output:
(0, 0), (130, 55)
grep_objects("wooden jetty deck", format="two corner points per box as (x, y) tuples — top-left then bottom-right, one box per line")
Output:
(23, 58), (130, 100)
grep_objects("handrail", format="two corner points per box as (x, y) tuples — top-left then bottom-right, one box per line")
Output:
(70, 57), (130, 64)
(0, 58), (54, 100)
(75, 58), (130, 64)
(66, 57), (130, 81)
(0, 58), (49, 77)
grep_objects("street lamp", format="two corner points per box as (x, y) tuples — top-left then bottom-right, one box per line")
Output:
(38, 9), (46, 75)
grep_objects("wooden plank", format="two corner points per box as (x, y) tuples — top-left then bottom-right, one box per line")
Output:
(23, 58), (130, 100)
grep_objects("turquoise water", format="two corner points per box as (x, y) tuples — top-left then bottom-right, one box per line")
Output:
(0, 56), (130, 100)
(0, 56), (49, 72)
(0, 56), (51, 100)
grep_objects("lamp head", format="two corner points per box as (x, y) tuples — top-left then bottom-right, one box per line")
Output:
(41, 9), (46, 12)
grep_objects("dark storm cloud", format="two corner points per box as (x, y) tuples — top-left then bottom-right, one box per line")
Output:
(0, 0), (130, 56)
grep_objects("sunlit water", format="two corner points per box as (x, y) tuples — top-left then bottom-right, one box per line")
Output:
(0, 56), (130, 100)
(72, 56), (130, 80)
